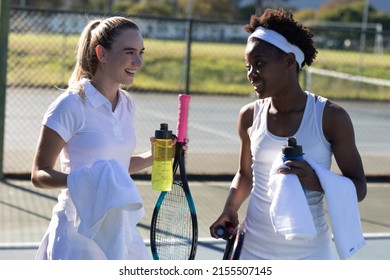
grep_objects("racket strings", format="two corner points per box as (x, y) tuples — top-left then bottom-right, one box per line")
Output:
(154, 181), (193, 260)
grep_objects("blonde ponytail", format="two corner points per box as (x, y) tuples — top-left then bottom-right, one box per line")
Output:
(68, 19), (101, 96)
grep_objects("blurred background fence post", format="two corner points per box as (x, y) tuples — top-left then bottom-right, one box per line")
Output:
(0, 0), (10, 179)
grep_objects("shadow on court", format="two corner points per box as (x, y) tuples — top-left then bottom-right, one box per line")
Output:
(1, 178), (390, 260)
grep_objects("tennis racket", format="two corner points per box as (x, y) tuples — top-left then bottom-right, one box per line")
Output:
(215, 223), (246, 260)
(150, 94), (198, 260)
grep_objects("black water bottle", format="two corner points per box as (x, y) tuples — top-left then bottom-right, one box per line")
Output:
(282, 137), (306, 194)
(282, 137), (304, 163)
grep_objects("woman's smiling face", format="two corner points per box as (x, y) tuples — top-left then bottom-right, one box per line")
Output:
(103, 28), (145, 86)
(245, 39), (290, 99)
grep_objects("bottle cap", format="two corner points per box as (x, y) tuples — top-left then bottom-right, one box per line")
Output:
(282, 137), (304, 157)
(214, 225), (227, 238)
(155, 123), (172, 139)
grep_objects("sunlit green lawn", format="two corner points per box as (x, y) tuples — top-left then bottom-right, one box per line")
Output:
(7, 33), (390, 100)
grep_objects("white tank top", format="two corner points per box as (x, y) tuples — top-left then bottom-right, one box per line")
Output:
(244, 92), (333, 259)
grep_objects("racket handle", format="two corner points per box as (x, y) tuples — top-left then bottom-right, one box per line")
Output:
(176, 94), (190, 143)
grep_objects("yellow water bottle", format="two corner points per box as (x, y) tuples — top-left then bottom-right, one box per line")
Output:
(152, 123), (173, 191)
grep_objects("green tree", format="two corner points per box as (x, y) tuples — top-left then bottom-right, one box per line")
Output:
(296, 0), (387, 23)
(113, 0), (237, 20)
(293, 8), (316, 21)
(317, 0), (369, 22)
(295, 0), (390, 31)
(113, 0), (175, 17)
(186, 0), (236, 21)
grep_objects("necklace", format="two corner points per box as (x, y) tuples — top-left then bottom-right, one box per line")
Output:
(90, 80), (105, 95)
(90, 80), (118, 111)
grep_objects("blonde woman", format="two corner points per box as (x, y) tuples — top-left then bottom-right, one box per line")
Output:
(32, 16), (186, 260)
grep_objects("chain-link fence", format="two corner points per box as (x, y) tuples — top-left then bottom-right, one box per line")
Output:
(2, 7), (390, 177)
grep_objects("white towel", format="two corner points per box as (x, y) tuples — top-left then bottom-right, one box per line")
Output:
(305, 157), (366, 260)
(67, 159), (148, 259)
(268, 153), (317, 240)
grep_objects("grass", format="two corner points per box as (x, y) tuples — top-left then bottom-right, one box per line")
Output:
(6, 32), (390, 100)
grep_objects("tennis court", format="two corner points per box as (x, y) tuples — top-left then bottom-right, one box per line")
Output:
(1, 178), (389, 260)
(1, 92), (390, 260)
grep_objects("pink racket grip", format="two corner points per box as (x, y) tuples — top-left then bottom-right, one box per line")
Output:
(176, 94), (190, 143)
